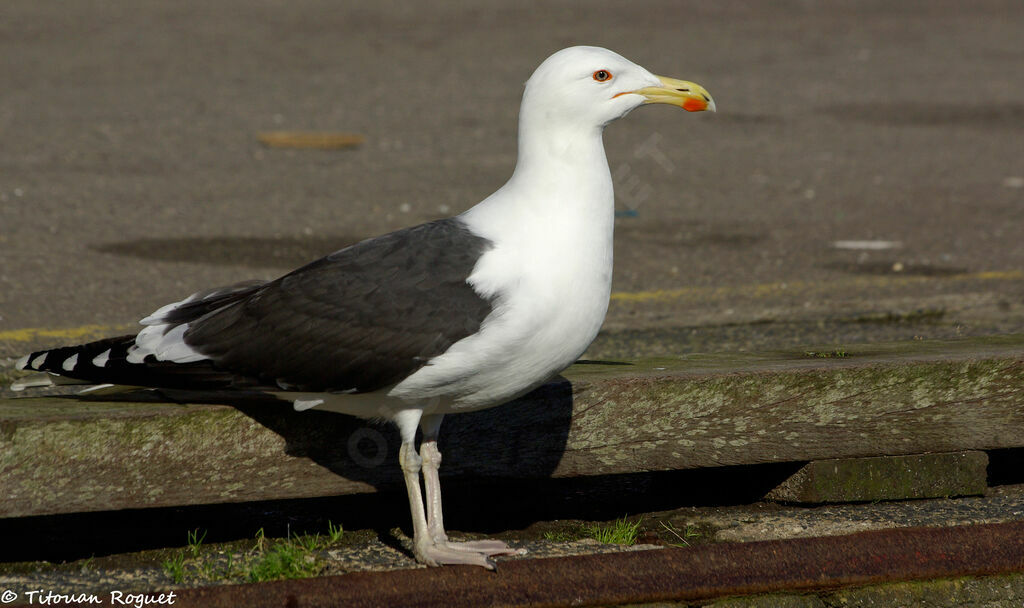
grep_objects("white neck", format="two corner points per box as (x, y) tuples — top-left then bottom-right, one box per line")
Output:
(460, 114), (616, 311)
(464, 109), (614, 232)
(434, 94), (619, 408)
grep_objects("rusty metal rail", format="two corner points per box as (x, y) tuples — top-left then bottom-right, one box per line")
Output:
(162, 521), (1024, 608)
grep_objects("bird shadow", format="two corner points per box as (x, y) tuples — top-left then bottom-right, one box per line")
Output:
(220, 378), (576, 492)
(85, 376), (574, 493)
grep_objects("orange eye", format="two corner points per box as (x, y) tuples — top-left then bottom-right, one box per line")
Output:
(592, 70), (612, 82)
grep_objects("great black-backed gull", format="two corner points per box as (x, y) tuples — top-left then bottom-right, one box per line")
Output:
(16, 46), (713, 569)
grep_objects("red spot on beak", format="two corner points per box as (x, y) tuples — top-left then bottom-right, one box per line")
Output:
(682, 98), (708, 112)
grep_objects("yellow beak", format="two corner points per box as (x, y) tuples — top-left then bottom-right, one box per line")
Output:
(631, 75), (715, 112)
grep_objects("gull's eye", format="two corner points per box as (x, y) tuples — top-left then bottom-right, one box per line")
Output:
(592, 70), (612, 82)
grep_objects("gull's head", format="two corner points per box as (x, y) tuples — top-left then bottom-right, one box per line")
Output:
(521, 46), (715, 130)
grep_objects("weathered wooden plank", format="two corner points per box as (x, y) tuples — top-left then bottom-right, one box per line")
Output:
(765, 451), (989, 504)
(1, 337), (1023, 518)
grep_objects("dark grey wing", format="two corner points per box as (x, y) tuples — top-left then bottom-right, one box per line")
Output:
(183, 218), (494, 393)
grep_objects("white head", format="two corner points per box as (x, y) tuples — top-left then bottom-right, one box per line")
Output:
(520, 46), (715, 132)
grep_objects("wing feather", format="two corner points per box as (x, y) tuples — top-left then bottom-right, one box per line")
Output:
(183, 218), (494, 393)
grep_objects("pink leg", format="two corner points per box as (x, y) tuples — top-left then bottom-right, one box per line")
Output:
(395, 410), (497, 568)
(419, 414), (526, 562)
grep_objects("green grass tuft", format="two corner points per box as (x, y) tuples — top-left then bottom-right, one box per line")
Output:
(187, 528), (207, 558)
(583, 517), (641, 545)
(247, 539), (321, 582)
(327, 521), (344, 544)
(162, 553), (186, 584)
(161, 522), (344, 585)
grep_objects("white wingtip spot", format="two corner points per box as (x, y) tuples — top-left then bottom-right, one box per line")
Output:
(134, 323), (206, 364)
(62, 353), (79, 371)
(10, 374), (55, 391)
(15, 354), (30, 370)
(92, 349), (111, 368)
(30, 353), (48, 369)
(79, 383), (116, 394)
(140, 292), (201, 325)
(293, 398), (324, 411)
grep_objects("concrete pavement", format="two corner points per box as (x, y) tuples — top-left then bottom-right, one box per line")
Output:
(1, 0), (1022, 360)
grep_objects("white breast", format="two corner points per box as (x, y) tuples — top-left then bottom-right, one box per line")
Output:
(390, 181), (614, 411)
